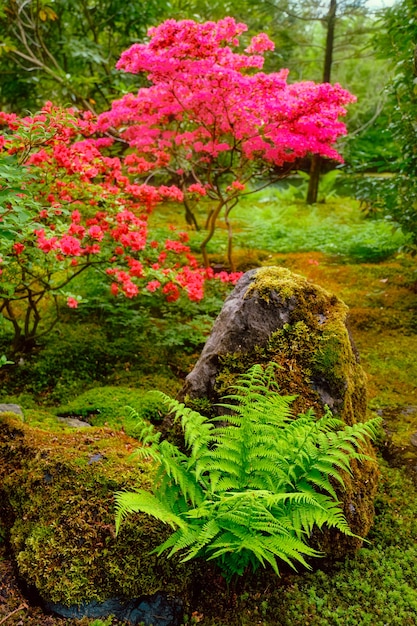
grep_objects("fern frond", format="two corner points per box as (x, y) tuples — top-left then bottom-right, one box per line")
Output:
(155, 392), (215, 454)
(211, 476), (243, 493)
(114, 490), (185, 534)
(180, 519), (221, 561)
(157, 441), (204, 507)
(153, 526), (200, 558)
(125, 406), (161, 447)
(115, 364), (380, 582)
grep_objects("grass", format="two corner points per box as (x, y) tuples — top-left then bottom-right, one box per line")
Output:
(236, 194), (408, 262)
(0, 189), (417, 625)
(148, 186), (410, 263)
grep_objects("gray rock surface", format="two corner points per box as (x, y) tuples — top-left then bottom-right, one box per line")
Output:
(0, 403), (23, 416)
(181, 268), (295, 401)
(57, 416), (92, 428)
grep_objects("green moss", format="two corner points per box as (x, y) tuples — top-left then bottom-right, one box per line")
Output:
(216, 267), (365, 424)
(56, 385), (166, 429)
(185, 462), (417, 626)
(0, 413), (196, 606)
(245, 266), (302, 301)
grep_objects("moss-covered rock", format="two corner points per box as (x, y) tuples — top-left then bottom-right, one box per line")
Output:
(0, 411), (197, 615)
(180, 266), (379, 558)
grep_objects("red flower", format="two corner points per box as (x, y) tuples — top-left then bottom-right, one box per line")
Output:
(13, 243), (25, 255)
(146, 280), (161, 292)
(67, 297), (79, 308)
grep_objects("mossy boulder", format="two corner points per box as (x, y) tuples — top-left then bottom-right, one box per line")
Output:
(0, 411), (198, 623)
(180, 266), (379, 557)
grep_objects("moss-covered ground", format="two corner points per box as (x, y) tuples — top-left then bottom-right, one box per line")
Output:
(0, 194), (416, 625)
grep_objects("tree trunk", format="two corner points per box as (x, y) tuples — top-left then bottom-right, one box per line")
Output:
(307, 0), (337, 204)
(307, 155), (321, 204)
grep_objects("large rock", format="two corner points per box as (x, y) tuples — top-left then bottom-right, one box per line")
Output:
(180, 266), (379, 556)
(0, 412), (196, 624)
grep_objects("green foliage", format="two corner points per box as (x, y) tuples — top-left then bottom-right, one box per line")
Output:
(115, 363), (381, 582)
(0, 354), (13, 367)
(0, 412), (195, 606)
(234, 191), (408, 261)
(57, 385), (167, 429)
(355, 0), (417, 251)
(88, 619), (114, 626)
(0, 0), (172, 112)
(0, 154), (41, 238)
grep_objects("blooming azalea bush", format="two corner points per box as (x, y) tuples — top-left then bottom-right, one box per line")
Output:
(0, 106), (239, 352)
(0, 17), (354, 351)
(97, 17), (355, 267)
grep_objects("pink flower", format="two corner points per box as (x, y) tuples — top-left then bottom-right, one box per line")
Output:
(146, 280), (161, 292)
(245, 33), (275, 54)
(215, 271), (243, 284)
(88, 225), (104, 241)
(71, 210), (81, 223)
(227, 180), (245, 192)
(162, 282), (180, 302)
(67, 297), (79, 308)
(37, 235), (58, 253)
(59, 235), (83, 256)
(188, 183), (206, 196)
(164, 239), (190, 254)
(122, 280), (139, 298)
(128, 258), (144, 277)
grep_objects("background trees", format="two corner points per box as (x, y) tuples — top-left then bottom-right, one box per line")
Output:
(0, 17), (355, 350)
(1, 1), (414, 258)
(0, 0), (171, 112)
(365, 0), (417, 250)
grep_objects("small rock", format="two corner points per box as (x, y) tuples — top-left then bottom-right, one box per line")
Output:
(88, 453), (104, 464)
(0, 404), (23, 417)
(57, 417), (91, 428)
(45, 593), (183, 626)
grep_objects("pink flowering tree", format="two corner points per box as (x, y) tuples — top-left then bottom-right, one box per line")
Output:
(0, 105), (239, 352)
(97, 17), (355, 269)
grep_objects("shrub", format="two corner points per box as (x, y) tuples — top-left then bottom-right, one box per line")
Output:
(115, 363), (381, 582)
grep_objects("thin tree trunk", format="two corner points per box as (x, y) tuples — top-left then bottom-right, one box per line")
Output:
(307, 0), (337, 204)
(307, 155), (321, 204)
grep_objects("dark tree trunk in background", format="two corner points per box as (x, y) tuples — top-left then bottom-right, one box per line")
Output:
(307, 0), (337, 204)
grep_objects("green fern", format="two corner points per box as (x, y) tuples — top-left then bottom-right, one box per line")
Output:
(115, 363), (381, 582)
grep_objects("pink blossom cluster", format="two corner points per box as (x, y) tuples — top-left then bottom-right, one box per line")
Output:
(98, 17), (355, 185)
(0, 106), (225, 306)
